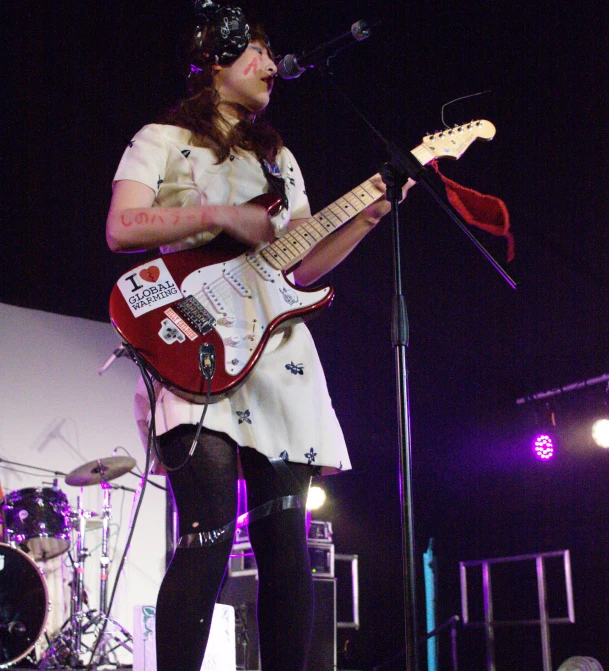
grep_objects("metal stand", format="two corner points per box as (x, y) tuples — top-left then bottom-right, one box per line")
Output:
(40, 476), (133, 669)
(313, 57), (518, 668)
(460, 550), (575, 671)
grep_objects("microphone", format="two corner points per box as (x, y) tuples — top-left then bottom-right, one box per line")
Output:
(277, 20), (372, 79)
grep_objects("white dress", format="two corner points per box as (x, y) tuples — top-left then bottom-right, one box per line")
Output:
(113, 124), (351, 475)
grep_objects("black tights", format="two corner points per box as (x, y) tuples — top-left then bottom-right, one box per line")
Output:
(155, 425), (315, 671)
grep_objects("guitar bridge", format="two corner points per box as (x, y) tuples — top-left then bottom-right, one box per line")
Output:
(174, 295), (216, 335)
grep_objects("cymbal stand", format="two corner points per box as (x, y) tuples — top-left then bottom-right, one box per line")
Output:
(84, 478), (134, 669)
(99, 480), (111, 617)
(84, 474), (133, 668)
(40, 481), (133, 669)
(72, 490), (87, 659)
(40, 489), (94, 669)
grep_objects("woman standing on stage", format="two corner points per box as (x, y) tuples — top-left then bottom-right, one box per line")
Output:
(106, 2), (413, 669)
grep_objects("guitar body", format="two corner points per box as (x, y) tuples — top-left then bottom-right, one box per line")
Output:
(109, 233), (334, 402)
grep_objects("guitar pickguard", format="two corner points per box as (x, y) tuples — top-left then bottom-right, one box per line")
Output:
(180, 252), (330, 377)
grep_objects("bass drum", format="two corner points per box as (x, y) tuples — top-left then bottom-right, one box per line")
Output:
(0, 543), (48, 668)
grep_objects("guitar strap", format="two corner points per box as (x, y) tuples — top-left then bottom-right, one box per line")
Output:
(259, 158), (289, 210)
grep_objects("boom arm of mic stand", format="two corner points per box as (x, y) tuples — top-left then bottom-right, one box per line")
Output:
(0, 457), (68, 477)
(322, 70), (516, 288)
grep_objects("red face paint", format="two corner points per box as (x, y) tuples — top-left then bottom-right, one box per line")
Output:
(243, 56), (260, 75)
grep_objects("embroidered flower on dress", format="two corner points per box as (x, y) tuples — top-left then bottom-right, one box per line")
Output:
(236, 409), (252, 424)
(181, 149), (191, 158)
(157, 176), (164, 189)
(285, 361), (304, 375)
(304, 448), (317, 464)
(279, 450), (289, 461)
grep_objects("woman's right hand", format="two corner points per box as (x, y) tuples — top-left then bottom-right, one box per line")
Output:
(221, 202), (276, 247)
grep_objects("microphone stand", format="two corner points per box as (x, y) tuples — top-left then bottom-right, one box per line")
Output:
(310, 53), (517, 671)
(0, 457), (69, 479)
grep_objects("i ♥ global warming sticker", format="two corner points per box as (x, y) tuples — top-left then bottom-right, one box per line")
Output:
(117, 258), (182, 317)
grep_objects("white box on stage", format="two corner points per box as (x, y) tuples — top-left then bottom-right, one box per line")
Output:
(133, 604), (236, 671)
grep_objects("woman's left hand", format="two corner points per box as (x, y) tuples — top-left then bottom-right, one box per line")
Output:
(362, 174), (416, 226)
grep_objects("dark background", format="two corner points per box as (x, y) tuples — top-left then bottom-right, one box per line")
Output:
(4, 1), (609, 669)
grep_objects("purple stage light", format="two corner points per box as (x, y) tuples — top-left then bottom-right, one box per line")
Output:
(533, 433), (555, 460)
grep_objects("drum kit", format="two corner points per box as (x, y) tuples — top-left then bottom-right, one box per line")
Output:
(0, 456), (137, 670)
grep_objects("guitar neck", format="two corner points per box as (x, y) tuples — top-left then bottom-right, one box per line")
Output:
(259, 143), (436, 271)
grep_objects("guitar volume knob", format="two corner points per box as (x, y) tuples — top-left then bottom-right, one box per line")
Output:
(221, 315), (236, 326)
(225, 335), (241, 346)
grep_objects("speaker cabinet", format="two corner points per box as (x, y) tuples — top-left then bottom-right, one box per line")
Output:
(308, 577), (337, 671)
(218, 575), (337, 670)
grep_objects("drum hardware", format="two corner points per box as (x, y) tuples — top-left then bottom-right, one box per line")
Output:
(39, 458), (136, 669)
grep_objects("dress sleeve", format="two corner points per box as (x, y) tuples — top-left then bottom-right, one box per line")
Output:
(279, 147), (312, 221)
(113, 124), (168, 196)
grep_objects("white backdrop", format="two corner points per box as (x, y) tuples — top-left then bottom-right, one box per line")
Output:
(0, 302), (166, 663)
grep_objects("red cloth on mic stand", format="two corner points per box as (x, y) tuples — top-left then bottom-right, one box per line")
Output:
(431, 161), (514, 262)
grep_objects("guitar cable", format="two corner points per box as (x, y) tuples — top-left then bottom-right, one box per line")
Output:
(138, 343), (217, 474)
(177, 343), (216, 468)
(85, 343), (215, 669)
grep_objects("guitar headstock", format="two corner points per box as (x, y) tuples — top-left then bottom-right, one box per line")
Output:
(421, 120), (496, 160)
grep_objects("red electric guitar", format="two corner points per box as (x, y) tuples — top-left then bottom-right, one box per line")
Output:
(109, 121), (496, 401)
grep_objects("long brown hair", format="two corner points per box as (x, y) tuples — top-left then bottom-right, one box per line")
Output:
(161, 24), (283, 164)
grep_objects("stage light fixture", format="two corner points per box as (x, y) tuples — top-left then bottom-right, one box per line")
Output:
(591, 418), (609, 448)
(306, 485), (327, 510)
(532, 433), (555, 460)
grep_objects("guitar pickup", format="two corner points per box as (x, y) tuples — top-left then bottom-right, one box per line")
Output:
(223, 269), (252, 297)
(246, 252), (275, 281)
(174, 296), (216, 335)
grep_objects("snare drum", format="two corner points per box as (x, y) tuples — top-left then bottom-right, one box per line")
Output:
(3, 487), (72, 560)
(0, 543), (49, 667)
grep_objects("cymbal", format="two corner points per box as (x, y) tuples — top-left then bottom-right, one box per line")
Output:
(65, 456), (136, 487)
